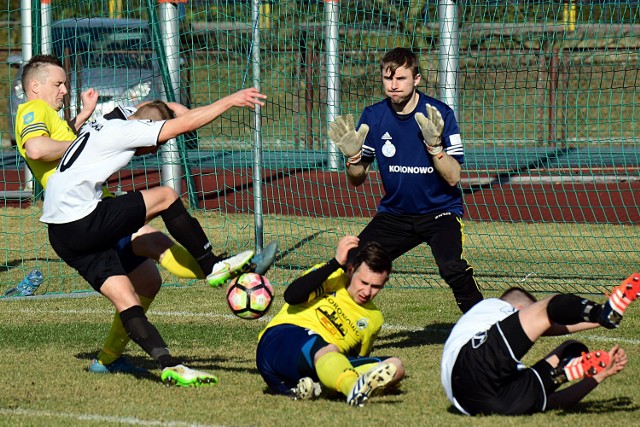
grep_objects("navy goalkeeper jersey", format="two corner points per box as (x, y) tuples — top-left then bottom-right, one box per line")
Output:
(358, 91), (464, 216)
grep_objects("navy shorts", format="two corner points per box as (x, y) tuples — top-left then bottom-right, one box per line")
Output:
(256, 324), (384, 395)
(256, 324), (327, 395)
(48, 191), (147, 291)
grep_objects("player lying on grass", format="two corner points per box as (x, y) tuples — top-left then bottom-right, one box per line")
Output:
(256, 235), (405, 406)
(16, 54), (277, 375)
(39, 94), (270, 386)
(441, 274), (639, 415)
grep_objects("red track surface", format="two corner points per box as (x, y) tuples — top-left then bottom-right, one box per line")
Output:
(3, 168), (639, 224)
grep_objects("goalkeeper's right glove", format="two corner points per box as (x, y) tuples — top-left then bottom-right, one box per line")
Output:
(328, 114), (369, 164)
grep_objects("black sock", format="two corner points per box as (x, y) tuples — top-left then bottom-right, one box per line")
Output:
(547, 294), (603, 324)
(120, 305), (179, 368)
(160, 199), (219, 273)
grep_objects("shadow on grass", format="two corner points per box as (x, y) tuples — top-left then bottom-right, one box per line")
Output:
(374, 322), (454, 350)
(444, 396), (638, 416)
(556, 396), (639, 414)
(75, 351), (263, 380)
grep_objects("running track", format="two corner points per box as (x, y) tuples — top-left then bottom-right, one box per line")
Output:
(2, 148), (639, 224)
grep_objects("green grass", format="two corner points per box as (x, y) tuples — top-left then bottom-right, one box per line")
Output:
(1, 285), (639, 426)
(2, 207), (637, 295)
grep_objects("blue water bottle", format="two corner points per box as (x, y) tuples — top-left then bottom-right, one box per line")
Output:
(3, 268), (44, 297)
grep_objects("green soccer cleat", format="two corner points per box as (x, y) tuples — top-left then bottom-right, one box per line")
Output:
(161, 364), (219, 387)
(290, 377), (322, 401)
(206, 250), (254, 288)
(347, 363), (397, 407)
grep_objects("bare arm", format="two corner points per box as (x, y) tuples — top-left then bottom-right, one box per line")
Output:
(68, 88), (99, 131)
(345, 161), (371, 187)
(432, 152), (461, 186)
(24, 136), (73, 162)
(547, 345), (627, 409)
(158, 88), (266, 143)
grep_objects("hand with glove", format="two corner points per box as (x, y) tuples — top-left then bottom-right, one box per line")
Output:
(415, 103), (445, 157)
(328, 115), (369, 164)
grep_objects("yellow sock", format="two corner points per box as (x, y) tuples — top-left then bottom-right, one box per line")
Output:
(354, 362), (378, 376)
(97, 295), (155, 365)
(159, 244), (205, 279)
(315, 352), (359, 396)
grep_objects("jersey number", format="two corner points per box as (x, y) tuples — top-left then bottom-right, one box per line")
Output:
(59, 131), (90, 172)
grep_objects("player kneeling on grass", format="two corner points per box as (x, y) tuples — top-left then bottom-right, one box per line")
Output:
(256, 235), (405, 406)
(40, 91), (269, 387)
(441, 274), (640, 415)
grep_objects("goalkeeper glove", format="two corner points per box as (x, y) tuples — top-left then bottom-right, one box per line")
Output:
(328, 115), (369, 164)
(415, 104), (445, 156)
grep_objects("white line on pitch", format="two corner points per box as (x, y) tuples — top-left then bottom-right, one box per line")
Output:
(9, 307), (640, 345)
(0, 408), (223, 427)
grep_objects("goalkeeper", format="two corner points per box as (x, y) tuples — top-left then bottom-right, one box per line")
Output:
(328, 47), (482, 313)
(256, 235), (405, 407)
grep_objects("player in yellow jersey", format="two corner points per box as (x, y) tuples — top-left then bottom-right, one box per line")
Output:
(256, 235), (405, 406)
(16, 55), (276, 376)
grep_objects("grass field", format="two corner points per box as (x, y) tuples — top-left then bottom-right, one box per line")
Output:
(1, 284), (640, 427)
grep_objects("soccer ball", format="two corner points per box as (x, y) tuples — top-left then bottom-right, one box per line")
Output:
(226, 273), (274, 320)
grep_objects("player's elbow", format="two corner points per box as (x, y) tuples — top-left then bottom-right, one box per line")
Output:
(446, 174), (461, 187)
(349, 177), (365, 187)
(25, 144), (48, 161)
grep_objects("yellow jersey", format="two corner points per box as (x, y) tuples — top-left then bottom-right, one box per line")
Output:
(260, 263), (384, 357)
(15, 99), (77, 189)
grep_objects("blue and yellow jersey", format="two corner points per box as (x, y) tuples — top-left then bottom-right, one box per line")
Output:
(15, 99), (77, 189)
(358, 91), (464, 216)
(259, 263), (384, 357)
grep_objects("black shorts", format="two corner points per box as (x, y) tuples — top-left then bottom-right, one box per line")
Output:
(451, 312), (547, 415)
(48, 192), (147, 291)
(356, 211), (465, 262)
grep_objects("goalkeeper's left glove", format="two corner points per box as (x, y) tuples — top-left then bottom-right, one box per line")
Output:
(415, 103), (445, 156)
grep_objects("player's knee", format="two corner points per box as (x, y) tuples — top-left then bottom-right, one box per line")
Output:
(384, 357), (405, 382)
(129, 260), (162, 297)
(313, 343), (340, 362)
(439, 258), (472, 280)
(159, 186), (179, 205)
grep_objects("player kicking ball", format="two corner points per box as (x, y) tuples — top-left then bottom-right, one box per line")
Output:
(40, 92), (272, 386)
(256, 235), (405, 406)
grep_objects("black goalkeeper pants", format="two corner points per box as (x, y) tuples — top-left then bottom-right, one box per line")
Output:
(356, 211), (483, 313)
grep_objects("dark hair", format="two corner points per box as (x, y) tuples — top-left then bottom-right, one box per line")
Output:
(22, 54), (64, 89)
(499, 287), (537, 305)
(350, 242), (392, 275)
(380, 47), (420, 78)
(133, 100), (176, 121)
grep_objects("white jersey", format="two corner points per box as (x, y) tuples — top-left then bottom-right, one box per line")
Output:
(440, 298), (518, 412)
(40, 106), (165, 224)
